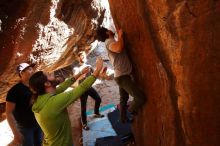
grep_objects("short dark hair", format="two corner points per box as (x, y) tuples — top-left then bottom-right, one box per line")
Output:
(29, 71), (48, 95)
(96, 27), (109, 42)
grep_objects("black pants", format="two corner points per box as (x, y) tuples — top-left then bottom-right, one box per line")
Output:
(80, 87), (101, 124)
(115, 75), (146, 120)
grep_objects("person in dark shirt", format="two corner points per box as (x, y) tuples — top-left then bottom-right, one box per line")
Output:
(73, 51), (104, 130)
(6, 63), (42, 146)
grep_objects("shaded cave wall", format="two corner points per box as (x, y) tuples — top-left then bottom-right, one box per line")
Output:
(108, 0), (220, 146)
(0, 0), (104, 100)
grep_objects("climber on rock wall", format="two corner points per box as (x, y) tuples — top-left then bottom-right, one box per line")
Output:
(96, 27), (146, 123)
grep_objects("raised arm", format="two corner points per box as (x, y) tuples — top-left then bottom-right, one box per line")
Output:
(98, 67), (114, 80)
(108, 29), (124, 53)
(55, 67), (90, 94)
(50, 57), (103, 112)
(6, 102), (24, 145)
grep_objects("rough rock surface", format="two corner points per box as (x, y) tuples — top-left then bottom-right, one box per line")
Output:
(1, 0), (220, 146)
(108, 0), (220, 146)
(0, 0), (104, 100)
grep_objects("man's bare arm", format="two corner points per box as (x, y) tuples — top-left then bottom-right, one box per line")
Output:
(6, 102), (24, 144)
(108, 29), (124, 53)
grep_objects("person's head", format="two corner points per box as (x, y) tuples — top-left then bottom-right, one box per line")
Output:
(29, 71), (57, 95)
(55, 75), (65, 84)
(77, 51), (87, 64)
(96, 27), (115, 42)
(17, 63), (35, 81)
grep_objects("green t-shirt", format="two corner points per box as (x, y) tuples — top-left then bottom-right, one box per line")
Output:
(32, 76), (96, 146)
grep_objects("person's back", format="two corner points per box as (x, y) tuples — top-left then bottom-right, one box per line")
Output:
(32, 90), (72, 146)
(105, 38), (132, 78)
(32, 78), (88, 146)
(30, 57), (104, 145)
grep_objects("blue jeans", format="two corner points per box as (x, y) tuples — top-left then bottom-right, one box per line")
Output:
(19, 125), (42, 146)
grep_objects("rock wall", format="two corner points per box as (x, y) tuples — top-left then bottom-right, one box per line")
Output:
(108, 0), (220, 146)
(1, 0), (220, 145)
(0, 0), (104, 100)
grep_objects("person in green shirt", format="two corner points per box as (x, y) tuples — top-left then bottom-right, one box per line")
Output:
(29, 57), (104, 146)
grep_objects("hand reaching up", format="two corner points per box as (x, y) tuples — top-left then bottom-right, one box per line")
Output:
(81, 66), (90, 75)
(93, 57), (103, 77)
(117, 29), (123, 38)
(72, 66), (90, 81)
(99, 67), (107, 79)
(98, 67), (113, 80)
(96, 57), (103, 71)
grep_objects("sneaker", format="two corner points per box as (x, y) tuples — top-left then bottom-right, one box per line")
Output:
(94, 113), (104, 118)
(82, 124), (90, 130)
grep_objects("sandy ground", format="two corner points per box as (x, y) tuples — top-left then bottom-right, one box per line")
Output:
(0, 44), (124, 146)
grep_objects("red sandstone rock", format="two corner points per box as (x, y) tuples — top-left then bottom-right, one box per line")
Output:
(0, 0), (104, 100)
(108, 0), (220, 145)
(0, 0), (220, 145)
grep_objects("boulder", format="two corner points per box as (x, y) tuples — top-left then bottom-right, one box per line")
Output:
(108, 0), (220, 145)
